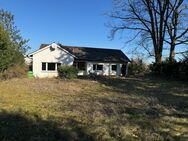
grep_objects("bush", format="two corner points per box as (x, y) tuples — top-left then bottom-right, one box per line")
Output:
(149, 59), (188, 80)
(0, 65), (27, 80)
(57, 65), (78, 79)
(182, 52), (188, 63)
(128, 58), (148, 75)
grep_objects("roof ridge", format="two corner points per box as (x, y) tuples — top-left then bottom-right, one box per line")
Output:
(36, 43), (130, 63)
(58, 44), (121, 51)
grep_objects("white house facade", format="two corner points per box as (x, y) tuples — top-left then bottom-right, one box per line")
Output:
(26, 43), (130, 78)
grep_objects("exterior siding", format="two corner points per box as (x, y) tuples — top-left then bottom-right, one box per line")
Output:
(27, 43), (129, 78)
(85, 62), (122, 76)
(32, 45), (74, 78)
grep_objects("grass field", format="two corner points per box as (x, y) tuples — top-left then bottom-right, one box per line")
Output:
(0, 77), (187, 141)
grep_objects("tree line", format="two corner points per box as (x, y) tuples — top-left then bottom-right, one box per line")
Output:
(108, 0), (188, 63)
(0, 9), (29, 72)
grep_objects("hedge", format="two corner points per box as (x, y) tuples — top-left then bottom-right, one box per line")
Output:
(149, 61), (188, 80)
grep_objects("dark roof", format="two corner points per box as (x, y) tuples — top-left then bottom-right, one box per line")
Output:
(40, 44), (49, 49)
(40, 44), (130, 63)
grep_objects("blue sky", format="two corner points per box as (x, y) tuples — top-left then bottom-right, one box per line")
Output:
(0, 0), (127, 52)
(0, 0), (187, 62)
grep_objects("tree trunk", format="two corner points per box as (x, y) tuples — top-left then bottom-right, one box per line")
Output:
(154, 39), (163, 63)
(169, 43), (175, 62)
(155, 51), (162, 63)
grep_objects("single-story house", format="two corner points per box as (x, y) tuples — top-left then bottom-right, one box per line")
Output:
(25, 43), (130, 78)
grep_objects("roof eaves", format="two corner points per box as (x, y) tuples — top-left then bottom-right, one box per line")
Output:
(28, 43), (77, 59)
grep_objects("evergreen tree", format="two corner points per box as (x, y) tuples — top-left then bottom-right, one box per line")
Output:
(0, 25), (15, 71)
(0, 9), (28, 72)
(0, 9), (30, 54)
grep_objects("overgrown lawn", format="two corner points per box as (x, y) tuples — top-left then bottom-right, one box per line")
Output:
(0, 77), (187, 141)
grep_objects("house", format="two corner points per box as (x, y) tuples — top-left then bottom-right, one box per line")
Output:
(26, 43), (130, 78)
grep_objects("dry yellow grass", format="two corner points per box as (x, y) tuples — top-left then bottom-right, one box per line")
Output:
(0, 77), (187, 141)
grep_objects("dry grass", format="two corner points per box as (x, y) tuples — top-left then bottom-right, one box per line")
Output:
(0, 77), (187, 141)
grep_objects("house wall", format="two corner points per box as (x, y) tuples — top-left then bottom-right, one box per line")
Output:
(85, 62), (123, 76)
(30, 43), (129, 78)
(32, 45), (74, 78)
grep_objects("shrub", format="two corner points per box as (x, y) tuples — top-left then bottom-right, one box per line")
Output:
(150, 61), (175, 77)
(149, 58), (188, 80)
(181, 53), (188, 79)
(128, 58), (148, 75)
(57, 65), (78, 79)
(182, 52), (188, 63)
(0, 65), (27, 80)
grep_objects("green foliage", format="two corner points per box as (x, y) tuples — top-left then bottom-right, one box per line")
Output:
(149, 59), (188, 80)
(0, 25), (25, 71)
(57, 65), (78, 79)
(128, 58), (147, 75)
(0, 25), (15, 71)
(0, 9), (30, 54)
(0, 9), (28, 76)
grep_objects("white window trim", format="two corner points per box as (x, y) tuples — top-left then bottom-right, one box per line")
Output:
(41, 62), (61, 72)
(93, 64), (103, 71)
(111, 64), (117, 72)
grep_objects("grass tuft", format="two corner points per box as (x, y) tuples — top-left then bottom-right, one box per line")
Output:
(0, 77), (187, 141)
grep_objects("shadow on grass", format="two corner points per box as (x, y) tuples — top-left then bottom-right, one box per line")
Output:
(91, 76), (188, 115)
(78, 76), (188, 140)
(0, 110), (95, 141)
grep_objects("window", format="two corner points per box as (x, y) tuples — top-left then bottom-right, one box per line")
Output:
(112, 65), (117, 71)
(57, 63), (61, 69)
(48, 63), (56, 71)
(42, 63), (46, 70)
(93, 64), (103, 71)
(93, 64), (96, 70)
(73, 62), (86, 70)
(77, 62), (86, 70)
(42, 62), (61, 71)
(97, 65), (103, 70)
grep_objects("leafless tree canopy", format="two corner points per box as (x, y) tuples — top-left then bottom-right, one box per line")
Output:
(165, 0), (188, 62)
(108, 0), (188, 63)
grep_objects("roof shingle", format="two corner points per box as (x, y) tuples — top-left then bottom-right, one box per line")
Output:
(40, 43), (130, 63)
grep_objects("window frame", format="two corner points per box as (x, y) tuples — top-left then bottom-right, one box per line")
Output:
(42, 62), (46, 71)
(41, 62), (61, 71)
(93, 64), (103, 71)
(97, 65), (103, 71)
(93, 64), (96, 71)
(47, 63), (56, 71)
(77, 62), (86, 71)
(57, 63), (61, 69)
(111, 65), (117, 71)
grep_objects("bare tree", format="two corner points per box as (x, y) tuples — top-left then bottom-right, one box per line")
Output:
(108, 0), (171, 63)
(165, 0), (188, 62)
